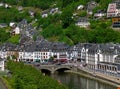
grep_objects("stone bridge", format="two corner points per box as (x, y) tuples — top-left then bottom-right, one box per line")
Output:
(38, 64), (78, 74)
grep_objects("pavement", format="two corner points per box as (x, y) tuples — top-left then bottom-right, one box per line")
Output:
(75, 64), (120, 87)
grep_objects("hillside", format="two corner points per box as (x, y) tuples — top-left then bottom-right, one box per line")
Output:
(0, 0), (120, 45)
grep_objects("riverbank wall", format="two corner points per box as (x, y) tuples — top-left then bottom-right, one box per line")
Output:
(65, 68), (120, 88)
(0, 77), (8, 89)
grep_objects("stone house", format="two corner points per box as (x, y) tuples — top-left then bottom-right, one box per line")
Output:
(94, 10), (106, 18)
(107, 3), (117, 17)
(0, 23), (7, 28)
(50, 42), (69, 61)
(87, 1), (97, 15)
(42, 11), (48, 18)
(75, 17), (90, 28)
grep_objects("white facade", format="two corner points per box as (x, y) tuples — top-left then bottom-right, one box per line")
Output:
(14, 27), (20, 34)
(100, 54), (117, 63)
(77, 5), (84, 10)
(94, 13), (106, 18)
(19, 51), (51, 62)
(0, 51), (7, 59)
(0, 60), (4, 71)
(107, 3), (116, 17)
(0, 3), (4, 7)
(10, 22), (15, 27)
(33, 52), (41, 61)
(42, 14), (48, 18)
(51, 51), (68, 60)
(39, 51), (50, 60)
(19, 52), (34, 62)
(5, 4), (9, 8)
(76, 22), (90, 28)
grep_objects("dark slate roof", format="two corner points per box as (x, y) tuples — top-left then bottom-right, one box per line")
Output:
(96, 9), (106, 13)
(69, 43), (84, 52)
(19, 35), (33, 45)
(35, 40), (51, 51)
(50, 42), (69, 52)
(99, 43), (116, 54)
(42, 10), (49, 15)
(0, 43), (17, 51)
(83, 43), (93, 49)
(24, 42), (36, 52)
(18, 19), (28, 28)
(87, 1), (97, 10)
(0, 57), (4, 61)
(87, 44), (98, 54)
(0, 23), (7, 27)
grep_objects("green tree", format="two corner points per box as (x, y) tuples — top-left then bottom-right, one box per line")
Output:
(6, 60), (68, 89)
(0, 28), (10, 43)
(61, 5), (74, 28)
(41, 24), (63, 38)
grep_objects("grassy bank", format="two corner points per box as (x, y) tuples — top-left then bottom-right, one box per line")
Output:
(5, 60), (68, 89)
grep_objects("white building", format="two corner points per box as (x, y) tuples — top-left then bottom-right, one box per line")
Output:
(19, 51), (34, 62)
(75, 17), (90, 28)
(0, 58), (5, 71)
(77, 5), (84, 10)
(13, 27), (20, 34)
(9, 22), (16, 27)
(0, 51), (7, 59)
(107, 3), (117, 17)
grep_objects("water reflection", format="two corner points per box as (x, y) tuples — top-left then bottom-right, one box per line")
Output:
(51, 72), (116, 89)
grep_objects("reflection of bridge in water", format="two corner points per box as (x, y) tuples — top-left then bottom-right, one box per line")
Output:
(38, 64), (78, 74)
(35, 63), (120, 86)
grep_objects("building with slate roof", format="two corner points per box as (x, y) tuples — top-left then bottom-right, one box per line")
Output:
(1, 38), (120, 75)
(75, 17), (90, 28)
(87, 1), (97, 15)
(87, 44), (101, 70)
(50, 42), (69, 61)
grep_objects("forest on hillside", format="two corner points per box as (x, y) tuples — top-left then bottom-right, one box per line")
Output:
(0, 0), (119, 45)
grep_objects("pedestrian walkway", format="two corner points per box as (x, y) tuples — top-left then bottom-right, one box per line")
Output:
(74, 63), (120, 87)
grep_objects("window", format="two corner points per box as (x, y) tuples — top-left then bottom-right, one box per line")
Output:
(98, 54), (100, 61)
(54, 55), (57, 58)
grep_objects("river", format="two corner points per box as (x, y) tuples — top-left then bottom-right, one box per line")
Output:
(50, 72), (117, 89)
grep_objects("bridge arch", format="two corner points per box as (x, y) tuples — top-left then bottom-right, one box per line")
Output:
(39, 64), (75, 74)
(54, 66), (72, 73)
(40, 68), (52, 74)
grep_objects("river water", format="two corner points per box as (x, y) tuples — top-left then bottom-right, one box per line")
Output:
(51, 72), (117, 89)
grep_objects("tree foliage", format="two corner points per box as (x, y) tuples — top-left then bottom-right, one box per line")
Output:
(0, 7), (30, 23)
(61, 5), (75, 28)
(8, 35), (20, 44)
(6, 60), (68, 89)
(41, 24), (63, 38)
(1, 0), (119, 45)
(0, 0), (55, 10)
(0, 28), (10, 43)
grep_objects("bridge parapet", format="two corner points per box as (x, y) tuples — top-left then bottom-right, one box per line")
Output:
(39, 64), (77, 74)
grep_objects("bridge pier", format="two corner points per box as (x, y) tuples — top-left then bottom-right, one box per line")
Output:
(51, 70), (54, 74)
